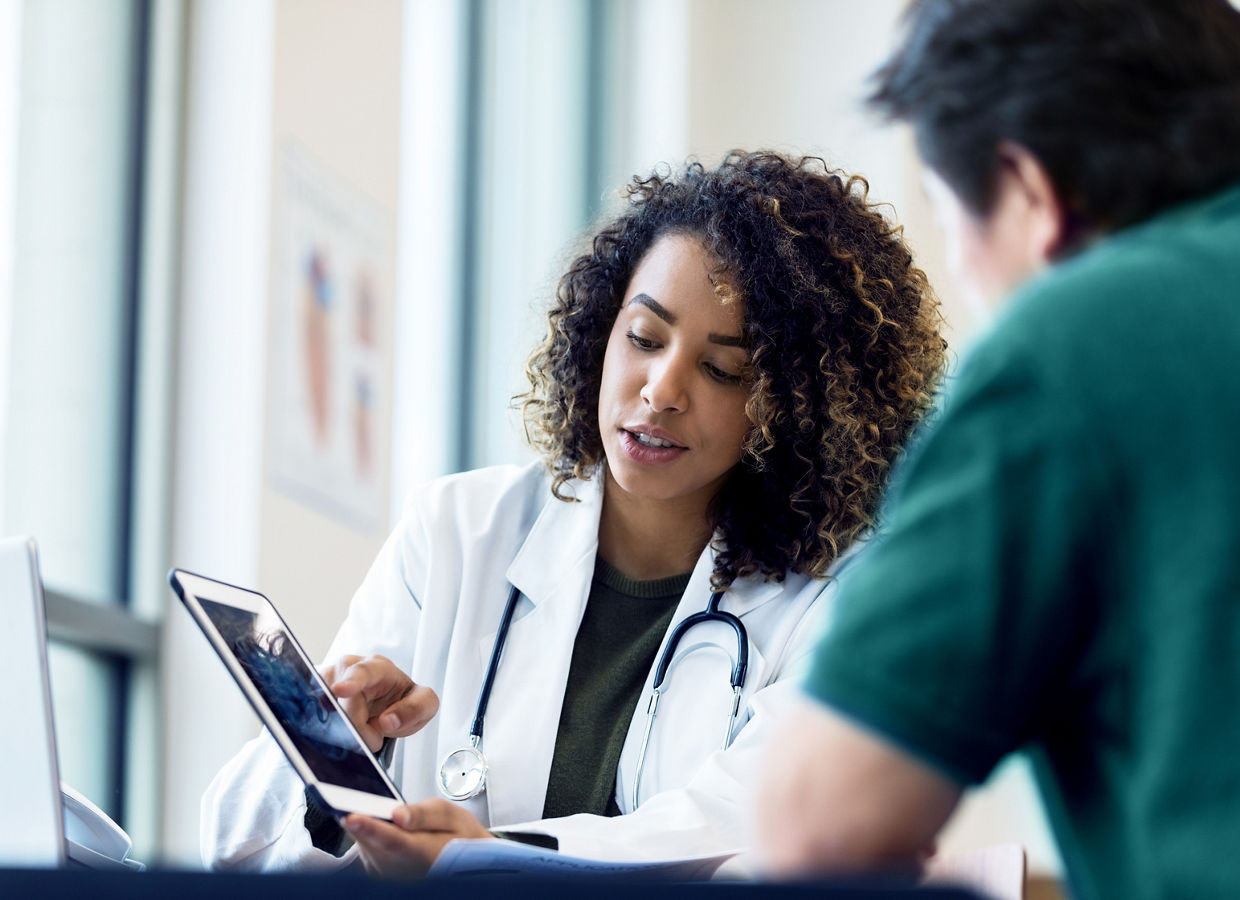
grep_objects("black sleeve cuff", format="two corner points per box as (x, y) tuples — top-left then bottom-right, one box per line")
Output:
(489, 830), (559, 851)
(304, 788), (350, 856)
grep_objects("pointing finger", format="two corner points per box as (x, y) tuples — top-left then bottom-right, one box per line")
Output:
(331, 655), (409, 706)
(329, 663), (376, 698)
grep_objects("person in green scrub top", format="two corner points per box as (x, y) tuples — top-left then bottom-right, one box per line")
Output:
(757, 3), (1240, 899)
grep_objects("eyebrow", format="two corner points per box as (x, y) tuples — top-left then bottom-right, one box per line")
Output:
(630, 293), (676, 324)
(628, 293), (746, 348)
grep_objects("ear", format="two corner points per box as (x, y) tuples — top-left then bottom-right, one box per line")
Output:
(995, 141), (1069, 262)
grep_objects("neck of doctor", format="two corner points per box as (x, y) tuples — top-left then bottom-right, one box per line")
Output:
(597, 469), (715, 581)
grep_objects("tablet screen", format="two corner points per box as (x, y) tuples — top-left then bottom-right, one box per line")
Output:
(198, 597), (391, 797)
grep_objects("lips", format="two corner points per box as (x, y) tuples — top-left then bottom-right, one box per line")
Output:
(619, 426), (688, 465)
(626, 425), (686, 447)
(628, 424), (684, 445)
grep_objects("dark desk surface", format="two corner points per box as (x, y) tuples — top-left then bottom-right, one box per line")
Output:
(0, 867), (983, 899)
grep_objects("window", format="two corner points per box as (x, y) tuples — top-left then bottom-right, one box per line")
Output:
(0, 0), (183, 858)
(395, 0), (621, 491)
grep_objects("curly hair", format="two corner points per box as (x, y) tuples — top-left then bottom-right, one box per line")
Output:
(520, 151), (946, 588)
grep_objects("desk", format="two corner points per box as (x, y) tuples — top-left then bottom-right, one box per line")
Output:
(0, 867), (983, 898)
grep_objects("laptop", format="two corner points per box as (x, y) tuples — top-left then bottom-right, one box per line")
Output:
(0, 536), (65, 867)
(0, 536), (142, 871)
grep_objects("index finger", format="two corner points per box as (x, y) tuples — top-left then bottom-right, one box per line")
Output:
(317, 654), (362, 687)
(330, 657), (399, 699)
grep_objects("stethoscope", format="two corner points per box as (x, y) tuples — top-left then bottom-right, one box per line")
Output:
(436, 584), (749, 808)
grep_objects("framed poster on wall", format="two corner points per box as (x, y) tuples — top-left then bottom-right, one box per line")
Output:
(269, 143), (390, 531)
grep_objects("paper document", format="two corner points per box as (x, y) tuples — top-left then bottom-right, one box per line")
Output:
(428, 838), (735, 880)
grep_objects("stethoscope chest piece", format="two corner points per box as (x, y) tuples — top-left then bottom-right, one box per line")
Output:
(438, 741), (488, 800)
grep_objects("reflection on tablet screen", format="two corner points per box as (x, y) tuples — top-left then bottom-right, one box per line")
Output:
(199, 598), (391, 797)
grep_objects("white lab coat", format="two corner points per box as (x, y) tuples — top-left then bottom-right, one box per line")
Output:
(201, 461), (841, 870)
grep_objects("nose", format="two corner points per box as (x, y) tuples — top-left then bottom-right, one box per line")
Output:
(641, 355), (690, 413)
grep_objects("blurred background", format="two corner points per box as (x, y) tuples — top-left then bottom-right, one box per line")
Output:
(0, 0), (1058, 871)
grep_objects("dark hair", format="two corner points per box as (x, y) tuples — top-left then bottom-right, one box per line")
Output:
(869, 0), (1240, 236)
(520, 151), (946, 588)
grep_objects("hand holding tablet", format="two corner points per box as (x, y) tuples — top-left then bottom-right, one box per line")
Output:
(170, 568), (433, 820)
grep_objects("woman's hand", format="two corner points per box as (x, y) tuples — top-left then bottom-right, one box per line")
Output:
(343, 799), (494, 878)
(322, 654), (439, 752)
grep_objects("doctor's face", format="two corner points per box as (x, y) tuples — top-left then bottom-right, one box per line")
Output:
(597, 233), (752, 514)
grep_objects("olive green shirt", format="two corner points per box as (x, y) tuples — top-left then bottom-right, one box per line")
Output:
(541, 558), (689, 819)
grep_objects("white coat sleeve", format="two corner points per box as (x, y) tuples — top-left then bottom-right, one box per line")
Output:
(496, 586), (832, 864)
(199, 730), (353, 871)
(199, 509), (428, 871)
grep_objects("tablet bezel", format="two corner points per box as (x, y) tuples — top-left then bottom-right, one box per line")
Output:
(169, 568), (403, 820)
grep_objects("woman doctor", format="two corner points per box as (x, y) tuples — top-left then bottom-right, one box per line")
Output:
(202, 151), (945, 876)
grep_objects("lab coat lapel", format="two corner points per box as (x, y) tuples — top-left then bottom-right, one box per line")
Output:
(713, 561), (785, 620)
(477, 474), (604, 828)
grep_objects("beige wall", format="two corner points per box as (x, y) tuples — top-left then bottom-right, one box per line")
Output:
(258, 0), (401, 663)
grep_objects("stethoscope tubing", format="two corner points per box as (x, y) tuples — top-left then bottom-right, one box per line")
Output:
(631, 590), (746, 809)
(436, 584), (522, 801)
(651, 591), (747, 691)
(470, 583), (522, 742)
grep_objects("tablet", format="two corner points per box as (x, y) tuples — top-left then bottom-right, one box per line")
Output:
(169, 568), (404, 820)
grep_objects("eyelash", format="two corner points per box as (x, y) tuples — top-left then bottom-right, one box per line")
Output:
(705, 364), (743, 385)
(626, 330), (658, 351)
(626, 330), (743, 385)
